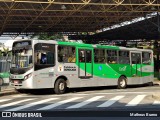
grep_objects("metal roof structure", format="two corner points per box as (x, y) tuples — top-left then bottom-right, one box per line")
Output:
(0, 0), (160, 37)
(85, 13), (160, 42)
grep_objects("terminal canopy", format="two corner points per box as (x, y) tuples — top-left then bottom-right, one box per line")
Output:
(0, 0), (160, 40)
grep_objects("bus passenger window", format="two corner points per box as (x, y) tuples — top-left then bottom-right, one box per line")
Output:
(118, 51), (129, 64)
(68, 49), (76, 62)
(58, 46), (76, 63)
(94, 49), (105, 63)
(107, 50), (117, 64)
(142, 52), (151, 64)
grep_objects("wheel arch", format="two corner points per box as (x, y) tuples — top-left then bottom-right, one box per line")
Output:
(118, 75), (128, 82)
(54, 76), (70, 88)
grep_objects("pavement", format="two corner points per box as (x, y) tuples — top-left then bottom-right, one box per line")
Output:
(0, 85), (18, 96)
(0, 80), (160, 97)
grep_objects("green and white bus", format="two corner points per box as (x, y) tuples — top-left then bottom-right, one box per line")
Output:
(10, 40), (154, 94)
(0, 56), (11, 86)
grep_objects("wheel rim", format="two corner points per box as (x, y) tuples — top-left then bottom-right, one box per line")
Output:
(59, 82), (65, 91)
(120, 78), (126, 87)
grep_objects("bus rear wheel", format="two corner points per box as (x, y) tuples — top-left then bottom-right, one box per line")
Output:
(118, 76), (127, 89)
(0, 78), (4, 86)
(54, 78), (67, 94)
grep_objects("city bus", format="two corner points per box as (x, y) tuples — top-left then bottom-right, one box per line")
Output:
(10, 40), (154, 94)
(0, 56), (11, 86)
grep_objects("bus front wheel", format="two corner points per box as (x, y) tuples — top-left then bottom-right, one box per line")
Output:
(54, 78), (67, 94)
(118, 76), (127, 89)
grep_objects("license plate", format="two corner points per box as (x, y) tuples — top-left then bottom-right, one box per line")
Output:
(14, 80), (19, 84)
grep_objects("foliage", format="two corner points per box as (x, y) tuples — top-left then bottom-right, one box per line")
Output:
(31, 32), (65, 41)
(0, 47), (9, 56)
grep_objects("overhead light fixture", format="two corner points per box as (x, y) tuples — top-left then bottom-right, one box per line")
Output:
(61, 5), (66, 10)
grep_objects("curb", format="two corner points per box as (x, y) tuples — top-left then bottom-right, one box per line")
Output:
(0, 87), (18, 97)
(0, 88), (19, 97)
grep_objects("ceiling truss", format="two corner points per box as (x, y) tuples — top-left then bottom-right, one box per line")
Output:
(0, 0), (160, 36)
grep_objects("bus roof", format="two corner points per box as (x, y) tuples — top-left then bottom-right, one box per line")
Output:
(13, 39), (153, 52)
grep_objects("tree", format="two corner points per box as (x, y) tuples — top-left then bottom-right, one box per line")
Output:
(31, 32), (65, 41)
(2, 47), (9, 56)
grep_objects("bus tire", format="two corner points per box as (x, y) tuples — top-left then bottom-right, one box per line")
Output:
(117, 76), (127, 89)
(0, 77), (4, 86)
(54, 78), (67, 94)
(148, 82), (153, 86)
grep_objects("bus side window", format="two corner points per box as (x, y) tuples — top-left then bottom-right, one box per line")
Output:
(58, 46), (76, 63)
(118, 51), (129, 64)
(142, 52), (151, 64)
(68, 48), (76, 62)
(107, 50), (117, 64)
(94, 49), (105, 63)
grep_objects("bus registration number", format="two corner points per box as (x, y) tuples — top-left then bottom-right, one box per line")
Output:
(14, 80), (19, 84)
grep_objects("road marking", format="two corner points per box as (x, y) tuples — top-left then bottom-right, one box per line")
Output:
(98, 96), (124, 107)
(37, 97), (82, 110)
(6, 98), (58, 111)
(0, 99), (11, 103)
(11, 94), (27, 97)
(0, 99), (33, 109)
(95, 92), (152, 95)
(126, 95), (146, 106)
(153, 101), (160, 105)
(67, 96), (104, 109)
(66, 93), (89, 96)
(50, 93), (89, 97)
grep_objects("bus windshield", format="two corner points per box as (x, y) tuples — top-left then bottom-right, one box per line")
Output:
(11, 48), (33, 68)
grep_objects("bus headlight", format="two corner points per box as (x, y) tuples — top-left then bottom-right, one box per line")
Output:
(24, 73), (32, 80)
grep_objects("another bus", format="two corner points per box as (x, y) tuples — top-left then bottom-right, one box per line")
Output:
(0, 56), (11, 86)
(10, 40), (154, 94)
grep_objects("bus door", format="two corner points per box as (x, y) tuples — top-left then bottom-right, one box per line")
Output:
(130, 51), (142, 77)
(78, 49), (93, 78)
